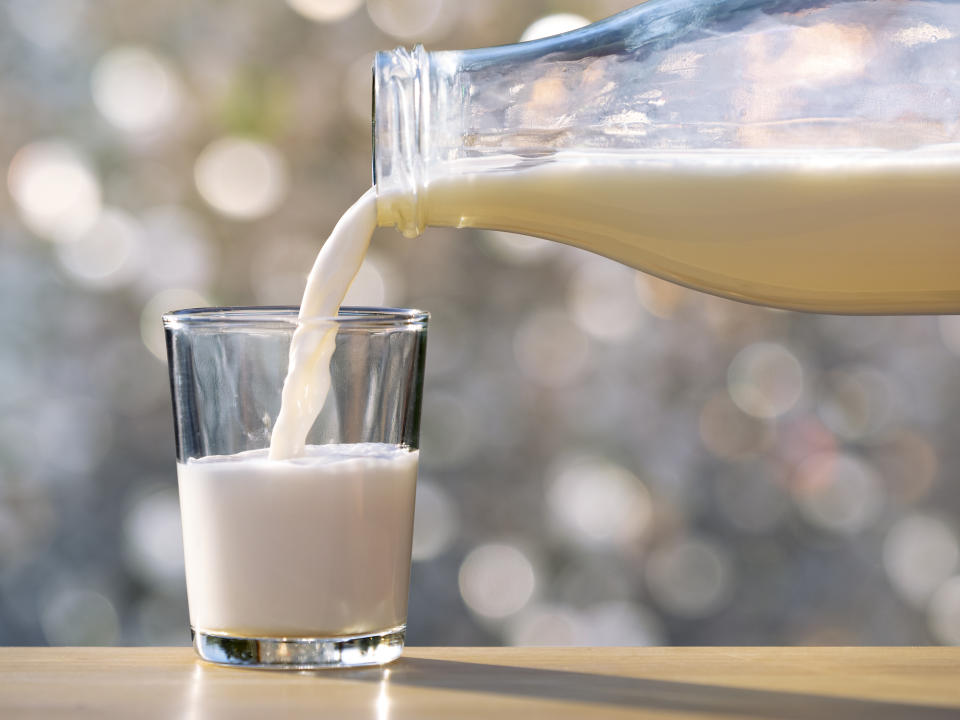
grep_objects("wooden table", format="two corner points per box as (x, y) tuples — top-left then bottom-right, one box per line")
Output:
(1, 647), (958, 718)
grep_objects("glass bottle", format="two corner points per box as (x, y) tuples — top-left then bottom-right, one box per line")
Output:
(373, 0), (960, 314)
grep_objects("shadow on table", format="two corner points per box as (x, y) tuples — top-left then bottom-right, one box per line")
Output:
(340, 657), (956, 719)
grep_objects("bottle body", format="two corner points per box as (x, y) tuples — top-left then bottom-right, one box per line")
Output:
(373, 0), (960, 313)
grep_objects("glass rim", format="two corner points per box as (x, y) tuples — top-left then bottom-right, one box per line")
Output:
(162, 306), (429, 329)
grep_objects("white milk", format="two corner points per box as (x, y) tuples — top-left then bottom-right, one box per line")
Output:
(378, 148), (960, 313)
(269, 188), (378, 460)
(178, 444), (418, 638)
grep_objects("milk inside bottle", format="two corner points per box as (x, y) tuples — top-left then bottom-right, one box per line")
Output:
(374, 0), (960, 313)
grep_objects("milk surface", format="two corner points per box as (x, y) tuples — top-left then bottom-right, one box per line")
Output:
(379, 148), (960, 313)
(178, 443), (418, 638)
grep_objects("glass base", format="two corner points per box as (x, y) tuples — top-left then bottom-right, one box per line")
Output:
(191, 626), (405, 669)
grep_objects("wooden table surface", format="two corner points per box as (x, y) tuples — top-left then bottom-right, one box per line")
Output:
(1, 647), (958, 719)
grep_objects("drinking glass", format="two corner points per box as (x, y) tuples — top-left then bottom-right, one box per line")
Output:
(163, 307), (428, 669)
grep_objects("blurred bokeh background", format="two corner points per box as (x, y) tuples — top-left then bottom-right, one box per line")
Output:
(2, 0), (960, 648)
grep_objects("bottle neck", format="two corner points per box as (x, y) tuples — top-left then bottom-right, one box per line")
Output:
(373, 45), (431, 238)
(370, 3), (678, 238)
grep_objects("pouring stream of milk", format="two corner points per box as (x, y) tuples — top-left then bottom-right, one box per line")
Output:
(269, 188), (377, 460)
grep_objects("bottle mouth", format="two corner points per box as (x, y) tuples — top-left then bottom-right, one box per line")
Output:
(372, 46), (428, 237)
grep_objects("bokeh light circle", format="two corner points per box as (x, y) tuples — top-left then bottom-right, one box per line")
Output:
(459, 543), (536, 619)
(547, 456), (651, 547)
(287, 0), (363, 23)
(645, 537), (734, 619)
(194, 137), (289, 220)
(816, 365), (898, 440)
(91, 46), (182, 135)
(520, 14), (590, 42)
(7, 140), (102, 242)
(55, 207), (145, 290)
(792, 452), (883, 534)
(366, 0), (447, 41)
(884, 514), (959, 607)
(727, 342), (804, 419)
(567, 259), (645, 341)
(40, 585), (120, 646)
(140, 288), (213, 361)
